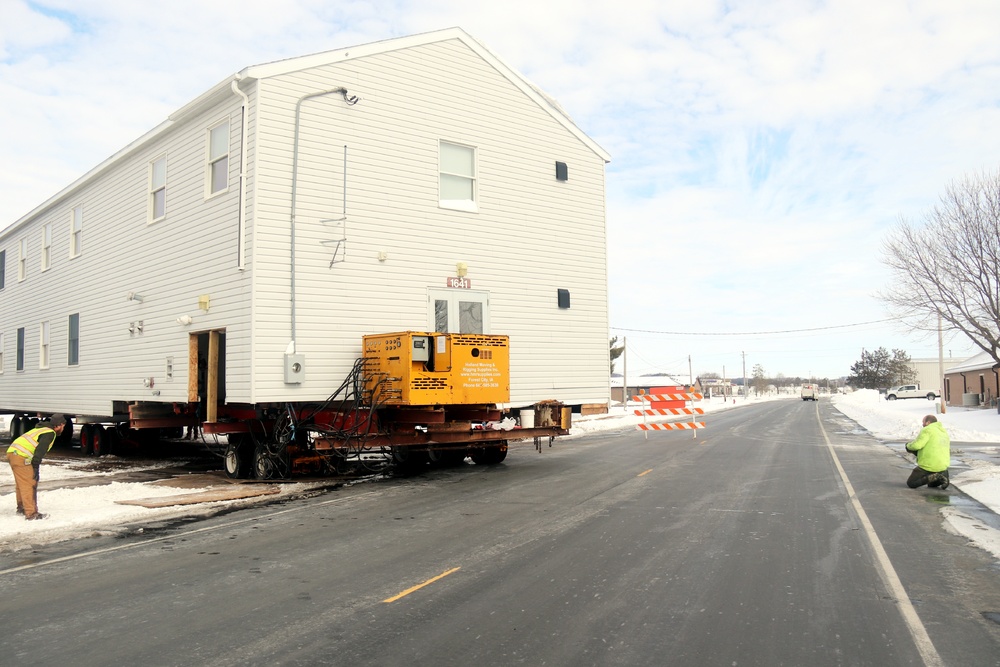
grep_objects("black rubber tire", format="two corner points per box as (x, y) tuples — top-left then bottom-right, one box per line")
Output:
(79, 424), (94, 456)
(428, 447), (468, 467)
(254, 441), (289, 480)
(471, 441), (508, 465)
(224, 435), (254, 479)
(56, 417), (73, 447)
(93, 425), (113, 457)
(9, 416), (23, 440)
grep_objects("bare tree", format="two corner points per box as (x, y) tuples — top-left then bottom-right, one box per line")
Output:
(881, 169), (1000, 365)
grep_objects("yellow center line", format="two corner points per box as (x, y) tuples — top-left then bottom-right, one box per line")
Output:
(383, 567), (461, 603)
(638, 468), (653, 477)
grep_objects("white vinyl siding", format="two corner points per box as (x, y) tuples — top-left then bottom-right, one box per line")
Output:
(40, 224), (51, 271)
(70, 205), (83, 258)
(0, 332), (4, 374)
(39, 321), (50, 369)
(0, 249), (5, 290)
(207, 121), (230, 196)
(150, 156), (166, 222)
(252, 37), (608, 406)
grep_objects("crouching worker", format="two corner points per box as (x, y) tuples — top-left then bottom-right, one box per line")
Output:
(905, 414), (951, 490)
(6, 414), (65, 520)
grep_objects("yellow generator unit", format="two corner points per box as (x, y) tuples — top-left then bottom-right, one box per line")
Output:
(363, 332), (510, 406)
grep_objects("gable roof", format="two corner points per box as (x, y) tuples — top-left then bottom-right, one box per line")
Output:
(240, 27), (609, 163)
(944, 350), (998, 374)
(4, 27), (609, 238)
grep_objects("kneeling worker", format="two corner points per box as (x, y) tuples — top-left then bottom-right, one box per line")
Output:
(905, 414), (951, 490)
(6, 414), (65, 520)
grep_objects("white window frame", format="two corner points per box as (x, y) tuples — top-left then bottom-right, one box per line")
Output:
(439, 141), (478, 213)
(39, 321), (50, 370)
(40, 223), (51, 272)
(428, 288), (490, 334)
(149, 155), (167, 223)
(206, 120), (230, 197)
(68, 313), (80, 366)
(70, 205), (83, 258)
(18, 238), (27, 281)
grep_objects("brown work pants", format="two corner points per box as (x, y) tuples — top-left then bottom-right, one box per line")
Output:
(7, 452), (39, 518)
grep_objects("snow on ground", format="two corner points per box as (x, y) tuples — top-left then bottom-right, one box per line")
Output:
(2, 392), (1000, 559)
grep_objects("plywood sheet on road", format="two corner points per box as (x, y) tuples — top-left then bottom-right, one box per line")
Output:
(116, 485), (280, 508)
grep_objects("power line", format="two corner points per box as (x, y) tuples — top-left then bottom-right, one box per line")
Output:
(611, 318), (900, 337)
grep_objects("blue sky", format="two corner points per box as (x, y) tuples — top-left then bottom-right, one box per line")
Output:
(2, 0), (998, 380)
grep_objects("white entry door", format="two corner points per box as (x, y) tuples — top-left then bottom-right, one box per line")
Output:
(428, 288), (490, 334)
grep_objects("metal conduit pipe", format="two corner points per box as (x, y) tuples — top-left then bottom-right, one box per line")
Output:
(231, 79), (250, 271)
(288, 87), (354, 347)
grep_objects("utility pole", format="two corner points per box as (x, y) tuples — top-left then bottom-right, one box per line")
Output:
(622, 336), (628, 407)
(938, 315), (946, 414)
(742, 351), (747, 401)
(688, 355), (693, 386)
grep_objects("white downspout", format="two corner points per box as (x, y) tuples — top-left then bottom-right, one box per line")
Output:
(231, 79), (250, 271)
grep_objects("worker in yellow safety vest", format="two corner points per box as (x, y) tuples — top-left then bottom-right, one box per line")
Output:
(6, 415), (66, 520)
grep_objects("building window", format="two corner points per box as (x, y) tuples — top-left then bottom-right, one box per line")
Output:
(207, 121), (230, 196)
(70, 205), (83, 258)
(40, 224), (52, 271)
(39, 321), (50, 369)
(150, 156), (167, 222)
(68, 313), (79, 366)
(0, 249), (5, 290)
(16, 327), (24, 371)
(439, 141), (477, 211)
(18, 238), (27, 281)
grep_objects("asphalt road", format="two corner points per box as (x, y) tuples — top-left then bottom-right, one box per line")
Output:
(2, 399), (1000, 666)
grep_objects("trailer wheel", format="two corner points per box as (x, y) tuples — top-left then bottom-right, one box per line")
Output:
(56, 417), (74, 447)
(254, 442), (289, 480)
(224, 435), (254, 479)
(391, 447), (429, 473)
(428, 448), (468, 467)
(471, 442), (508, 465)
(9, 416), (23, 440)
(79, 424), (93, 455)
(93, 425), (113, 457)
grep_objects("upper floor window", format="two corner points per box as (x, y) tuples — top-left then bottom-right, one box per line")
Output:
(439, 141), (477, 212)
(40, 223), (52, 271)
(16, 327), (24, 371)
(0, 249), (5, 290)
(39, 321), (50, 369)
(150, 156), (166, 222)
(70, 205), (83, 258)
(207, 121), (230, 196)
(68, 313), (80, 366)
(18, 238), (27, 281)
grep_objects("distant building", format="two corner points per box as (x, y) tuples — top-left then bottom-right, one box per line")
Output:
(909, 356), (968, 394)
(942, 351), (998, 408)
(611, 375), (688, 404)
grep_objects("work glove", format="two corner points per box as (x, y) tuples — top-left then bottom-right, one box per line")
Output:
(23, 457), (32, 466)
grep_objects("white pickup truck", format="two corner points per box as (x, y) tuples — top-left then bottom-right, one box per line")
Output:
(885, 385), (938, 401)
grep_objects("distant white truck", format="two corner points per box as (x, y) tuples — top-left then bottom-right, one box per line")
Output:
(801, 384), (818, 401)
(885, 385), (938, 401)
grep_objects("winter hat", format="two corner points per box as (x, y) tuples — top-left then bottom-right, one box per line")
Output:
(45, 413), (66, 427)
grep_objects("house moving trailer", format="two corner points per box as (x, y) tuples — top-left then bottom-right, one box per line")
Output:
(0, 29), (611, 478)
